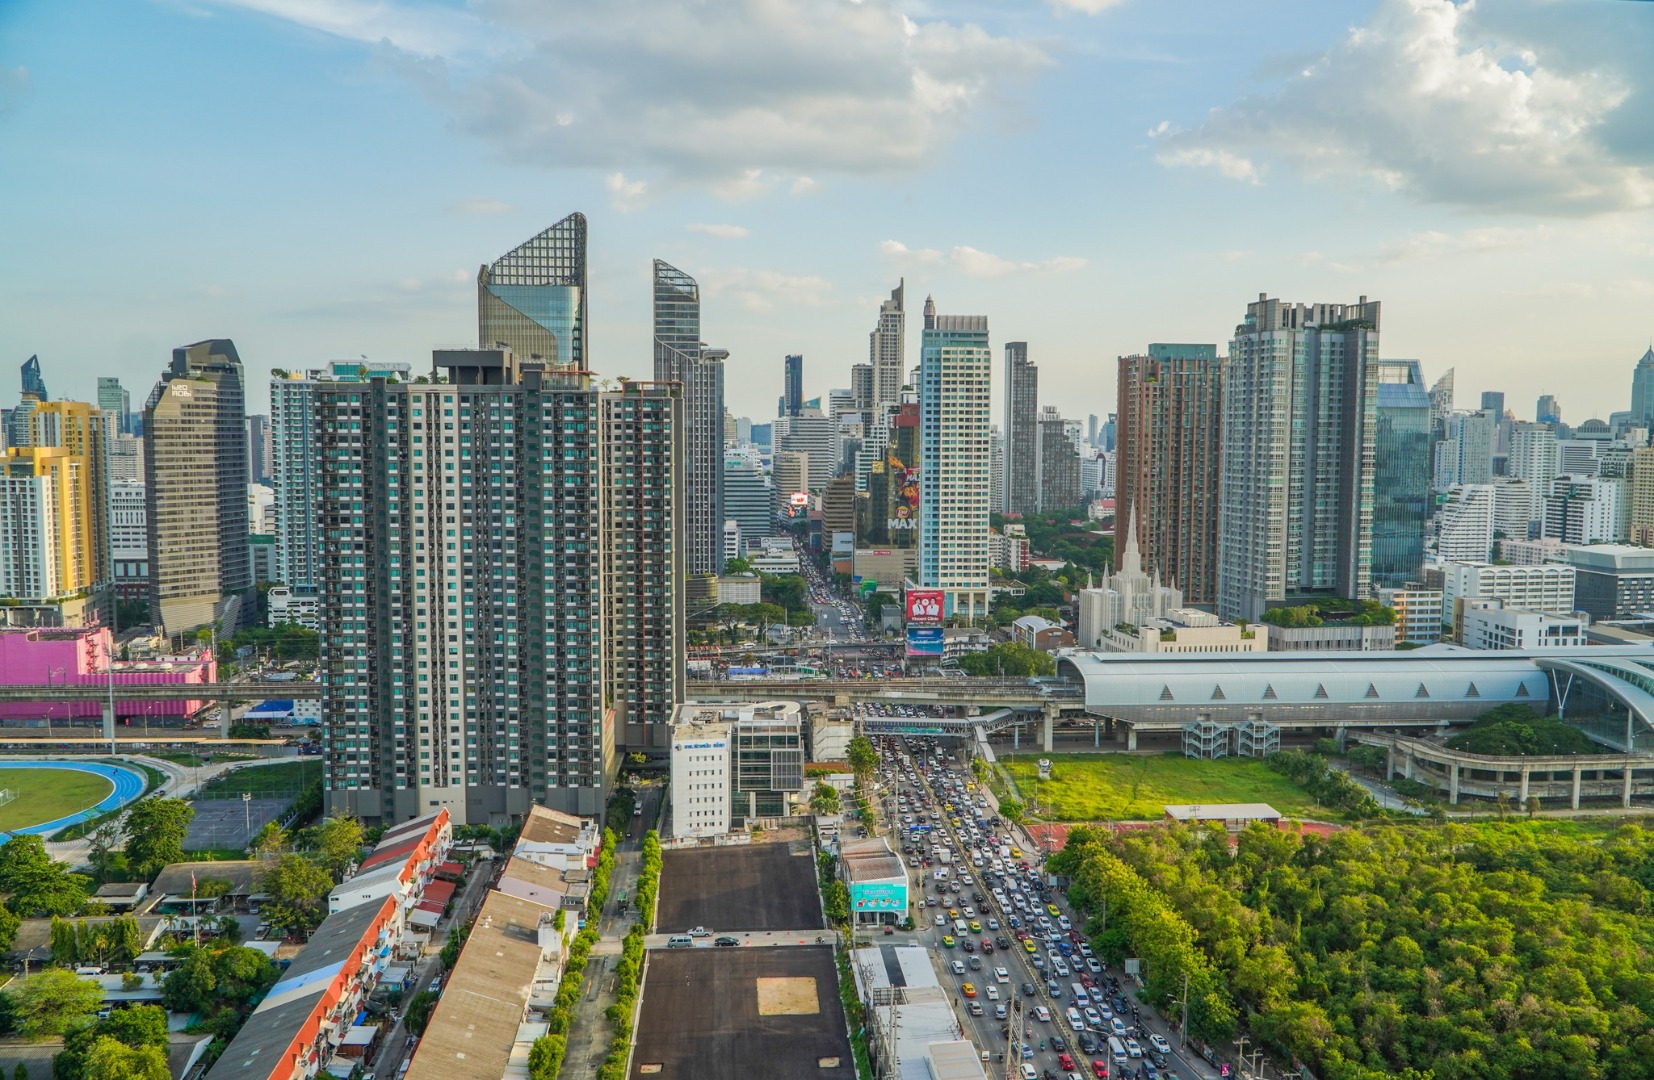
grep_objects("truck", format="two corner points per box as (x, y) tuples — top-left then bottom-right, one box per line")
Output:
(937, 848), (953, 865)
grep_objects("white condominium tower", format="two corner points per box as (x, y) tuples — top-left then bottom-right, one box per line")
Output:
(870, 279), (906, 414)
(1218, 294), (1381, 623)
(918, 300), (991, 620)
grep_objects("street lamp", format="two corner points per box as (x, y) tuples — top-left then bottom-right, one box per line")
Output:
(243, 792), (253, 845)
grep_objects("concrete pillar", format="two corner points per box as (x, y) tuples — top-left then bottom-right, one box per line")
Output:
(1093, 720), (1100, 748)
(1013, 724), (1020, 751)
(1449, 763), (1460, 805)
(101, 699), (116, 750)
(1404, 752), (1414, 782)
(1126, 727), (1138, 752)
(1041, 705), (1056, 754)
(1386, 746), (1396, 782)
(1519, 768), (1530, 802)
(1624, 766), (1634, 809)
(220, 700), (234, 742)
(1571, 766), (1582, 811)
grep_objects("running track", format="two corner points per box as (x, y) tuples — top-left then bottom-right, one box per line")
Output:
(0, 761), (147, 842)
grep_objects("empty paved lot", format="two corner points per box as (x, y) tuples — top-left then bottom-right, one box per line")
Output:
(632, 945), (853, 1080)
(658, 844), (822, 933)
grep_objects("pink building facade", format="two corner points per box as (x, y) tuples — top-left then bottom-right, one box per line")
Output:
(0, 628), (216, 723)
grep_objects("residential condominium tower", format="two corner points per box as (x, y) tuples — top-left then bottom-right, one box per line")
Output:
(1036, 406), (1082, 512)
(783, 354), (804, 418)
(144, 339), (253, 636)
(0, 401), (109, 626)
(1002, 341), (1038, 515)
(1218, 295), (1380, 623)
(316, 349), (608, 825)
(601, 381), (686, 756)
(919, 304), (991, 619)
(653, 260), (725, 575)
(870, 280), (906, 414)
(477, 213), (588, 368)
(1115, 344), (1222, 606)
(1372, 359), (1433, 589)
(271, 362), (414, 592)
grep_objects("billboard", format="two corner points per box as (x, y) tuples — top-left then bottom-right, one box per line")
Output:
(906, 626), (944, 658)
(905, 589), (944, 626)
(850, 879), (908, 913)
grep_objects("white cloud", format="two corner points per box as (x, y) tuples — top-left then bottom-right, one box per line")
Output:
(884, 240), (1086, 278)
(686, 223), (751, 239)
(790, 176), (818, 196)
(698, 268), (835, 314)
(1378, 225), (1545, 264)
(449, 195), (513, 216)
(1047, 0), (1128, 14)
(1157, 0), (1654, 215)
(604, 171), (648, 211)
(206, 0), (1050, 192)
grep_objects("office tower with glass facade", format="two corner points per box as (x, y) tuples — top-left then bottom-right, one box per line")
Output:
(919, 306), (991, 619)
(317, 349), (607, 825)
(1536, 395), (1561, 426)
(653, 260), (725, 575)
(1218, 295), (1380, 623)
(778, 409), (836, 493)
(1115, 344), (1222, 606)
(477, 213), (587, 367)
(271, 362), (413, 592)
(783, 354), (804, 418)
(97, 378), (130, 436)
(723, 449), (773, 548)
(1372, 359), (1432, 588)
(144, 339), (252, 636)
(601, 381), (685, 756)
(1003, 341), (1039, 515)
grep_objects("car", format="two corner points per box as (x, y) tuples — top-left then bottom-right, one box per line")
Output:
(986, 985), (999, 1000)
(968, 1001), (984, 1016)
(987, 918), (1000, 930)
(1020, 1066), (1038, 1080)
(714, 936), (740, 947)
(969, 921), (982, 933)
(1054, 962), (1070, 978)
(951, 960), (966, 975)
(961, 939), (976, 953)
(935, 914), (947, 927)
(1022, 982), (1038, 997)
(1059, 1054), (1076, 1071)
(996, 1003), (1008, 1019)
(1125, 1039), (1142, 1058)
(687, 926), (711, 937)
(1047, 979), (1063, 997)
(996, 936), (1012, 950)
(961, 983), (977, 998)
(981, 941), (995, 954)
(995, 966), (1011, 983)
(1047, 904), (1062, 918)
(942, 936), (956, 948)
(968, 957), (983, 971)
(1078, 942), (1094, 957)
(1091, 1062), (1109, 1079)
(1084, 1007), (1102, 1027)
(1148, 1035), (1171, 1055)
(1110, 1018), (1127, 1036)
(1086, 958), (1102, 974)
(1034, 1005), (1052, 1022)
(1024, 939), (1037, 953)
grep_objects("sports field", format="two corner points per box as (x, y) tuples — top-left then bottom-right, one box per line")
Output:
(1000, 752), (1331, 821)
(0, 767), (113, 833)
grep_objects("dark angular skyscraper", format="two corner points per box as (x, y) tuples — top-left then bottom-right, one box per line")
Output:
(477, 213), (588, 367)
(1003, 342), (1038, 515)
(20, 355), (47, 401)
(783, 354), (804, 418)
(654, 259), (725, 574)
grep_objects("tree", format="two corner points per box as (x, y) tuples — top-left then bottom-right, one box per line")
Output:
(1526, 794), (1542, 819)
(314, 816), (364, 878)
(85, 820), (125, 882)
(258, 853), (334, 934)
(528, 1033), (566, 1080)
(3, 969), (101, 1037)
(81, 1038), (169, 1080)
(808, 782), (841, 816)
(250, 821), (287, 860)
(122, 798), (193, 879)
(998, 799), (1024, 824)
(405, 990), (439, 1035)
(957, 642), (1056, 678)
(846, 736), (878, 785)
(0, 834), (89, 917)
(211, 946), (278, 1005)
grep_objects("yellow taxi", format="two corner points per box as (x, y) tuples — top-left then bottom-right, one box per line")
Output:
(1011, 847), (1023, 859)
(942, 936), (956, 948)
(961, 983), (977, 998)
(969, 920), (982, 933)
(948, 908), (960, 919)
(1023, 938), (1037, 953)
(1047, 904), (1061, 917)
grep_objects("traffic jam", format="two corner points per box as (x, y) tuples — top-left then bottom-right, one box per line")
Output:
(876, 736), (1184, 1080)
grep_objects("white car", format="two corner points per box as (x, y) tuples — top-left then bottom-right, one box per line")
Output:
(985, 985), (999, 1000)
(1148, 1035), (1171, 1055)
(951, 960), (966, 975)
(1084, 1007), (1102, 1027)
(1086, 957), (1103, 974)
(995, 966), (1010, 983)
(1126, 1039), (1143, 1058)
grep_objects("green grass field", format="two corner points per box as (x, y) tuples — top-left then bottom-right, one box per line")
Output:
(197, 760), (322, 797)
(1000, 753), (1336, 822)
(0, 767), (113, 833)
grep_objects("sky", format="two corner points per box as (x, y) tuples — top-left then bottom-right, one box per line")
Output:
(2, 0), (1653, 426)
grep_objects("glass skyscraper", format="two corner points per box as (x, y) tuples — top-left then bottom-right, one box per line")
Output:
(1372, 359), (1432, 589)
(653, 259), (724, 575)
(477, 213), (587, 367)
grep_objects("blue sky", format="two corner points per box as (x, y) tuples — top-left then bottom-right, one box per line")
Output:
(3, 0), (1652, 424)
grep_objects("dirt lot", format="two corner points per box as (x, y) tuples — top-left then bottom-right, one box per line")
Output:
(632, 946), (853, 1080)
(658, 844), (822, 933)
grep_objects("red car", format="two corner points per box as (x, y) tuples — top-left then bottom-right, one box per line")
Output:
(1059, 1053), (1075, 1070)
(1091, 1062), (1109, 1078)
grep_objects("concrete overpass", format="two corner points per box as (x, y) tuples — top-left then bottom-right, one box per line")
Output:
(0, 682), (317, 750)
(1350, 731), (1654, 809)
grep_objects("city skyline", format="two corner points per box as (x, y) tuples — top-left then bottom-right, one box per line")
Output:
(5, 1), (1653, 424)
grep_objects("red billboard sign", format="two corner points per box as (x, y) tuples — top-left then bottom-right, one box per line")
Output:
(905, 589), (944, 626)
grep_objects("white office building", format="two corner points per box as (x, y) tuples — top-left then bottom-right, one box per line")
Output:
(917, 301), (991, 620)
(1440, 560), (1577, 618)
(669, 701), (805, 838)
(1433, 409), (1497, 488)
(1508, 421), (1560, 525)
(1378, 585), (1445, 645)
(1543, 474), (1626, 546)
(1459, 599), (1585, 651)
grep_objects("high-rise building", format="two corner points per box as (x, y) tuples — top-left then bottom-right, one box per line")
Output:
(109, 479), (148, 607)
(1115, 344), (1222, 606)
(20, 355), (46, 401)
(989, 426), (1005, 518)
(601, 381), (685, 756)
(919, 304), (990, 619)
(1101, 413), (1116, 453)
(246, 414), (272, 484)
(6, 355), (48, 449)
(317, 349), (606, 825)
(144, 339), (252, 637)
(477, 213), (587, 367)
(1036, 407), (1082, 512)
(0, 401), (109, 626)
(1372, 359), (1432, 589)
(106, 433), (142, 484)
(778, 409), (836, 492)
(862, 402), (920, 549)
(723, 449), (773, 548)
(1536, 394), (1562, 426)
(1218, 295), (1380, 623)
(1087, 414), (1099, 448)
(1481, 391), (1505, 415)
(851, 364), (874, 414)
(1433, 483), (1531, 563)
(1629, 447), (1654, 546)
(1434, 409), (1497, 488)
(783, 354), (804, 419)
(653, 260), (725, 575)
(1543, 474), (1626, 546)
(1631, 346), (1654, 430)
(97, 378), (130, 436)
(1508, 421), (1561, 530)
(271, 362), (413, 592)
(870, 280), (906, 413)
(773, 451), (809, 513)
(1002, 341), (1038, 515)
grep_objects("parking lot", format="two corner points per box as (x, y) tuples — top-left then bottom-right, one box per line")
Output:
(631, 945), (854, 1080)
(658, 844), (822, 933)
(183, 797), (288, 850)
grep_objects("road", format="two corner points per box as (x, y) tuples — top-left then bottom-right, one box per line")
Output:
(875, 738), (1219, 1080)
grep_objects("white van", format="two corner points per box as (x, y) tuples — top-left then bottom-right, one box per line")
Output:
(1107, 1037), (1128, 1067)
(1065, 1007), (1085, 1029)
(954, 920), (969, 935)
(667, 935), (695, 948)
(1071, 984), (1090, 1008)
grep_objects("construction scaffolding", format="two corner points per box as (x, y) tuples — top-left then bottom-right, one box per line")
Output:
(1181, 720), (1229, 760)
